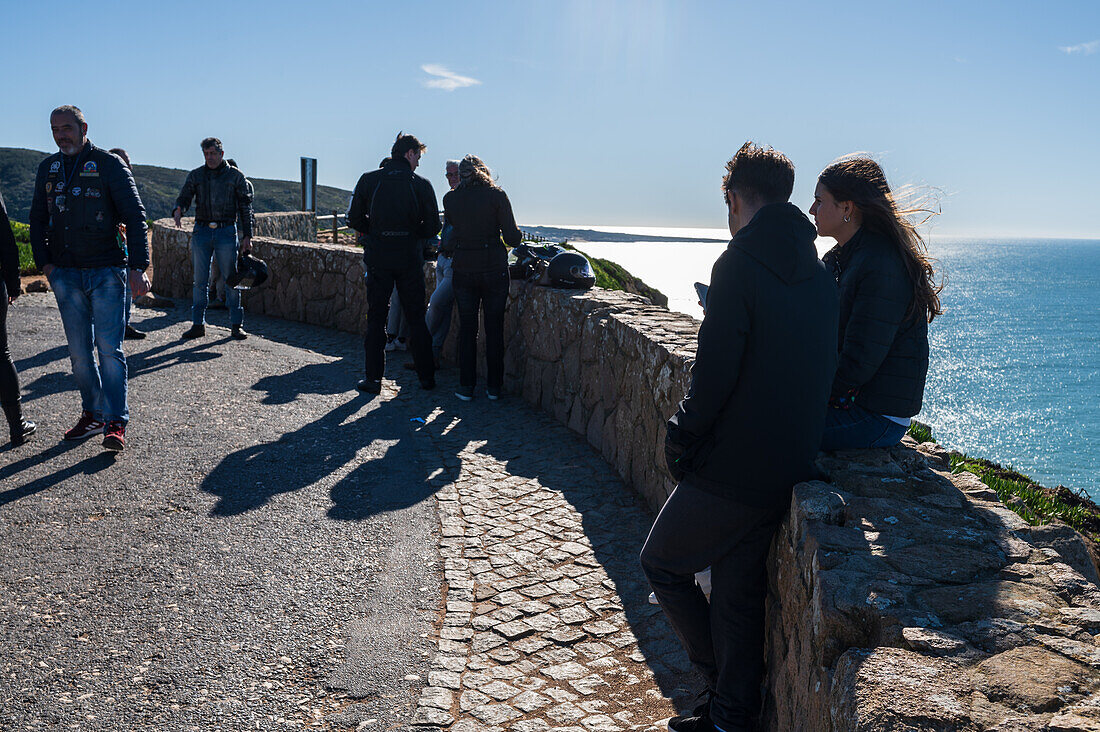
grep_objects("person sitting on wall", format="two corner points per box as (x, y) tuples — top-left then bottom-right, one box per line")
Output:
(640, 142), (838, 732)
(172, 137), (254, 341)
(810, 156), (942, 450)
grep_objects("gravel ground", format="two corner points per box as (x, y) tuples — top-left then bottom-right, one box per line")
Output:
(0, 293), (443, 731)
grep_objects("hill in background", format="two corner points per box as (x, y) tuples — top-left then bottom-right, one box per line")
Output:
(0, 147), (353, 223)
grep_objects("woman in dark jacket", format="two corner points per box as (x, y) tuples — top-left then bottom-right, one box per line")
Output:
(443, 155), (522, 401)
(809, 157), (942, 449)
(0, 189), (36, 445)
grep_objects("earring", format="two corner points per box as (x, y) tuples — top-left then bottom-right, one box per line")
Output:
(843, 213), (851, 223)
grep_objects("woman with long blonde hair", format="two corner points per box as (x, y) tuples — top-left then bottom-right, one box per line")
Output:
(810, 156), (942, 449)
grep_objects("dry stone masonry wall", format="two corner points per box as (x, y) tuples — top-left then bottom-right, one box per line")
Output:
(150, 218), (1100, 730)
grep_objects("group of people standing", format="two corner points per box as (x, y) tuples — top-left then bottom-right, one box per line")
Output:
(346, 132), (522, 401)
(2, 109), (942, 731)
(642, 142), (941, 732)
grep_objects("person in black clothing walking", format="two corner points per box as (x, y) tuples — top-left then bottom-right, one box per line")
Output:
(640, 143), (838, 732)
(810, 156), (942, 449)
(172, 137), (254, 341)
(347, 133), (440, 394)
(443, 155), (522, 401)
(0, 188), (35, 446)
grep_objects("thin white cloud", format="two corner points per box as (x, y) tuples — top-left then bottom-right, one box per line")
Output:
(421, 64), (481, 91)
(1059, 40), (1099, 55)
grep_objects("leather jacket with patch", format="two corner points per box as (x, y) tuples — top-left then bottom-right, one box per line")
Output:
(29, 141), (150, 271)
(175, 161), (254, 238)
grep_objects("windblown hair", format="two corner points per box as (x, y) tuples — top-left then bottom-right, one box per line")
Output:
(51, 105), (86, 128)
(457, 155), (496, 189)
(391, 131), (426, 158)
(818, 156), (943, 323)
(201, 137), (223, 152)
(721, 141), (795, 206)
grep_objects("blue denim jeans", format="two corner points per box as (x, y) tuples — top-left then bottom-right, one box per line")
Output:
(191, 225), (242, 326)
(48, 266), (129, 423)
(821, 403), (908, 450)
(425, 253), (455, 356)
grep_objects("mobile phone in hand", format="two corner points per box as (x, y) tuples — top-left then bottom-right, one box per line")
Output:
(694, 282), (709, 313)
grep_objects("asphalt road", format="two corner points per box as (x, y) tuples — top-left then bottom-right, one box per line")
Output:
(0, 293), (443, 731)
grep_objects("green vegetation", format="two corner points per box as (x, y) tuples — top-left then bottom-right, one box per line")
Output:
(10, 221), (35, 274)
(910, 421), (1100, 544)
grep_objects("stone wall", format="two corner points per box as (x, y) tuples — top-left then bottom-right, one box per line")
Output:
(149, 221), (1100, 729)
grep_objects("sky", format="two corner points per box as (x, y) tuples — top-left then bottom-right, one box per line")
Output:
(1, 0), (1098, 238)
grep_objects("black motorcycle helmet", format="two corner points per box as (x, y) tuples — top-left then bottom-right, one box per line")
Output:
(545, 251), (596, 290)
(227, 253), (269, 290)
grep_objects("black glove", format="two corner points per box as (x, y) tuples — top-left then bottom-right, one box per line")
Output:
(664, 439), (688, 482)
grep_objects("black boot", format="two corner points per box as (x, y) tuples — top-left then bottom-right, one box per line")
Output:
(2, 400), (36, 446)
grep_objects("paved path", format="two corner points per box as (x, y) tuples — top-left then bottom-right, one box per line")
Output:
(0, 293), (694, 731)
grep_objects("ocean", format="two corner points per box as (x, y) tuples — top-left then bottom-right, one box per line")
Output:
(527, 226), (1100, 500)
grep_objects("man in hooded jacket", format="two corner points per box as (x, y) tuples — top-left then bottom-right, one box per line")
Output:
(640, 142), (838, 732)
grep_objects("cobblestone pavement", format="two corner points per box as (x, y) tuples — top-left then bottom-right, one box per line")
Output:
(409, 398), (696, 729)
(1, 292), (695, 731)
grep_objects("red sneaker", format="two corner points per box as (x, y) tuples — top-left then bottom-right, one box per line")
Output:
(63, 411), (105, 441)
(102, 421), (126, 452)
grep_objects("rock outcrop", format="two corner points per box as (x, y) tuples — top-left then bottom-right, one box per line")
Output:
(768, 440), (1100, 731)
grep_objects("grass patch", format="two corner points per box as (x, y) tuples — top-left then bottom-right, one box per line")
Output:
(10, 221), (36, 274)
(907, 420), (1100, 544)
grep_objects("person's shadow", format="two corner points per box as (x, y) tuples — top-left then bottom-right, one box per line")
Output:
(0, 441), (113, 507)
(201, 365), (449, 521)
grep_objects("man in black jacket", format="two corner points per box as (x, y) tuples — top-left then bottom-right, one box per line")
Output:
(172, 137), (254, 341)
(30, 105), (151, 451)
(640, 143), (838, 732)
(347, 133), (440, 393)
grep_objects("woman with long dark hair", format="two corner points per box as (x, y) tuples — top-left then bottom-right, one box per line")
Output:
(0, 188), (36, 445)
(443, 155), (522, 401)
(810, 156), (942, 450)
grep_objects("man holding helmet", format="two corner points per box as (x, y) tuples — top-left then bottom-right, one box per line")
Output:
(172, 137), (254, 341)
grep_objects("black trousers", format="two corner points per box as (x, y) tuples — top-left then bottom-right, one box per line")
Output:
(0, 280), (21, 405)
(453, 268), (509, 390)
(364, 264), (434, 384)
(640, 479), (785, 731)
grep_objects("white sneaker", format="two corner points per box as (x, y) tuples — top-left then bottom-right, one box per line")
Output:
(647, 568), (713, 606)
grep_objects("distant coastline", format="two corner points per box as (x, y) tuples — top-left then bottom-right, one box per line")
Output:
(521, 225), (726, 244)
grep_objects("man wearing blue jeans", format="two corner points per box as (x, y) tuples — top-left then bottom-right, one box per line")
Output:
(30, 105), (151, 451)
(641, 144), (837, 731)
(173, 137), (254, 340)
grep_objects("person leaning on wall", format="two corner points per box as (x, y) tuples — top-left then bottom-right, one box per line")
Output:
(640, 142), (838, 732)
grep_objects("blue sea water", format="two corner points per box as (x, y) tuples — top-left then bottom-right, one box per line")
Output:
(559, 230), (1100, 500)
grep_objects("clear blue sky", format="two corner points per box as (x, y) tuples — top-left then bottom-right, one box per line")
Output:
(2, 0), (1097, 237)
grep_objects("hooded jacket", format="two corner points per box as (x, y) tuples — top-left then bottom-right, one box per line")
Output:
(30, 142), (150, 271)
(0, 191), (19, 295)
(668, 203), (838, 508)
(821, 227), (929, 417)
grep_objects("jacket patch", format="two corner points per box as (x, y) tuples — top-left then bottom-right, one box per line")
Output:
(46, 182), (52, 192)
(80, 171), (99, 177)
(86, 187), (101, 198)
(50, 161), (61, 172)
(55, 195), (66, 211)
(56, 182), (65, 192)
(71, 186), (82, 197)
(83, 161), (97, 173)
(96, 212), (104, 222)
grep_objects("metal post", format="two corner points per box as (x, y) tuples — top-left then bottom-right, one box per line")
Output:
(300, 157), (317, 212)
(333, 210), (338, 244)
